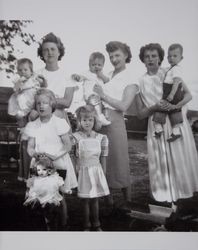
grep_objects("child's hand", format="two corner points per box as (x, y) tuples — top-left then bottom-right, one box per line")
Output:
(71, 74), (81, 82)
(166, 95), (174, 102)
(36, 74), (48, 88)
(28, 110), (39, 121)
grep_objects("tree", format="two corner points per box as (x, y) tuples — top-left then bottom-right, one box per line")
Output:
(0, 20), (36, 77)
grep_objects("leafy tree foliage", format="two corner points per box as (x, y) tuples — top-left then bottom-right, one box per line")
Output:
(0, 20), (36, 77)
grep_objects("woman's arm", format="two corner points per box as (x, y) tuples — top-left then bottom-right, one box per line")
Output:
(136, 94), (156, 119)
(94, 84), (138, 112)
(55, 87), (75, 109)
(136, 94), (172, 119)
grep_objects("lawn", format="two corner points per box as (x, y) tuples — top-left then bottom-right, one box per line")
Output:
(0, 136), (155, 231)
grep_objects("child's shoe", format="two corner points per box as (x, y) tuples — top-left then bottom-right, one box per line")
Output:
(94, 226), (103, 231)
(98, 114), (111, 126)
(167, 133), (181, 142)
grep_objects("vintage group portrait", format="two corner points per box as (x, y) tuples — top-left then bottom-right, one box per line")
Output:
(0, 0), (198, 249)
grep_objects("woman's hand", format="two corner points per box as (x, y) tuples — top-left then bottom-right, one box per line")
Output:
(93, 84), (104, 98)
(154, 100), (174, 112)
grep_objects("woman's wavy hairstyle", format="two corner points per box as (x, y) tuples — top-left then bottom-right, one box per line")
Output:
(106, 41), (132, 63)
(35, 88), (57, 112)
(37, 32), (65, 62)
(139, 43), (165, 65)
(75, 105), (102, 132)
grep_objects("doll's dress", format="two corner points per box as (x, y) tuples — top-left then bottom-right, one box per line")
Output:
(8, 76), (40, 117)
(73, 131), (110, 198)
(24, 172), (64, 207)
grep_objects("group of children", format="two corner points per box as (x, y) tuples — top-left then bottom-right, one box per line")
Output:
(7, 43), (196, 231)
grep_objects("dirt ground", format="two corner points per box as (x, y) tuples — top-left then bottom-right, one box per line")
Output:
(0, 136), (159, 231)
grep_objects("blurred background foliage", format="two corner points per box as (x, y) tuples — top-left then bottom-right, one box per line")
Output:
(0, 20), (37, 77)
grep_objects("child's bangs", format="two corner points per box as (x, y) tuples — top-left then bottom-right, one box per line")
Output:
(81, 111), (95, 119)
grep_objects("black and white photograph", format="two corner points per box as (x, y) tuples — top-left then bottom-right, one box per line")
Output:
(0, 0), (198, 249)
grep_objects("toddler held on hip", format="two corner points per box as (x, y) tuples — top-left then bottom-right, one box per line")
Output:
(70, 52), (111, 126)
(8, 58), (47, 128)
(72, 105), (110, 231)
(152, 44), (192, 142)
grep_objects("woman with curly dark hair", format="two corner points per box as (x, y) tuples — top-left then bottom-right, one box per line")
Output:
(136, 43), (198, 207)
(94, 41), (138, 211)
(36, 32), (74, 121)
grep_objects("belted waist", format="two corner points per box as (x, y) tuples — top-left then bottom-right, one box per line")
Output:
(79, 158), (100, 167)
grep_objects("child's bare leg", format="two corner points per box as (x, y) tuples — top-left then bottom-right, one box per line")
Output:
(83, 199), (91, 230)
(88, 94), (110, 126)
(95, 104), (111, 126)
(60, 196), (68, 228)
(90, 198), (101, 230)
(122, 185), (132, 204)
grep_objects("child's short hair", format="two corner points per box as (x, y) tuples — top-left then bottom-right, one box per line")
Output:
(75, 105), (101, 131)
(35, 88), (57, 112)
(34, 156), (55, 176)
(89, 52), (105, 65)
(17, 58), (33, 73)
(168, 43), (183, 55)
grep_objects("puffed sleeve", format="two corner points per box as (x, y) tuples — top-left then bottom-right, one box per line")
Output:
(54, 116), (70, 135)
(23, 121), (36, 138)
(101, 134), (109, 156)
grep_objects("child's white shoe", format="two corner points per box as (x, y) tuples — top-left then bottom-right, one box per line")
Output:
(98, 114), (111, 126)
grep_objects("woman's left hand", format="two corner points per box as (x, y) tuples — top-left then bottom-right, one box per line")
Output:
(93, 84), (104, 98)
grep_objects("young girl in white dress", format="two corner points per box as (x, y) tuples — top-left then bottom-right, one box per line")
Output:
(72, 105), (110, 231)
(24, 88), (78, 229)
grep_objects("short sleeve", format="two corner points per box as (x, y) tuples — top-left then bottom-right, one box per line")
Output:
(101, 134), (109, 156)
(54, 116), (70, 135)
(24, 121), (36, 138)
(172, 65), (183, 79)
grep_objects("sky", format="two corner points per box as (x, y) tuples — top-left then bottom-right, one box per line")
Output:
(1, 0), (198, 109)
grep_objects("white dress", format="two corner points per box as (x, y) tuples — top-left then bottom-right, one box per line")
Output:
(24, 115), (78, 193)
(8, 75), (40, 117)
(24, 172), (64, 207)
(73, 131), (110, 198)
(139, 68), (198, 202)
(68, 70), (104, 114)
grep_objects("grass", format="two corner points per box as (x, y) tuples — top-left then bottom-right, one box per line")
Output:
(0, 136), (159, 231)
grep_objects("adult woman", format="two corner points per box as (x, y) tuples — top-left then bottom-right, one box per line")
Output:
(36, 32), (74, 121)
(94, 41), (138, 210)
(18, 33), (74, 183)
(136, 43), (198, 204)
